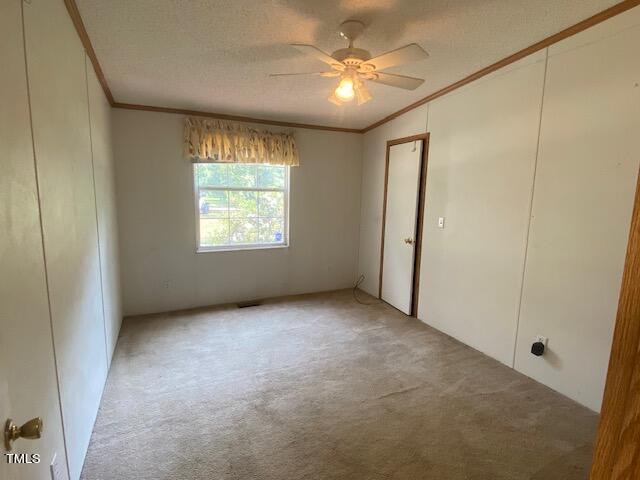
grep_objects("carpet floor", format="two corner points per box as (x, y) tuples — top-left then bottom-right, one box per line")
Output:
(81, 289), (598, 480)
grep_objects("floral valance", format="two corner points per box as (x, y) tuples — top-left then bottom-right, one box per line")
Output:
(184, 117), (299, 166)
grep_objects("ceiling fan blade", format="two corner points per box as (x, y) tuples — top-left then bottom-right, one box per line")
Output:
(291, 44), (344, 69)
(270, 71), (340, 77)
(360, 43), (428, 72)
(370, 72), (425, 90)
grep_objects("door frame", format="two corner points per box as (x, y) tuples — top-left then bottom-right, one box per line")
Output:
(378, 133), (430, 316)
(590, 169), (640, 478)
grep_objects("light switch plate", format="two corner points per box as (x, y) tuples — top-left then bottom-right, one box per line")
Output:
(50, 453), (64, 480)
(438, 217), (445, 229)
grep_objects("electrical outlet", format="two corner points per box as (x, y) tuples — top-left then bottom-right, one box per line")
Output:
(50, 453), (63, 480)
(535, 335), (548, 348)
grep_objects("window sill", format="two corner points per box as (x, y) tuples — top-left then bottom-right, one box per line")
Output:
(196, 244), (289, 254)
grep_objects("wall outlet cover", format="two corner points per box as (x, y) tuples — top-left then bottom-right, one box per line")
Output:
(535, 335), (548, 347)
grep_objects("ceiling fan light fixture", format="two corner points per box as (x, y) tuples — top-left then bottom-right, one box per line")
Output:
(327, 92), (344, 106)
(354, 80), (372, 105)
(281, 21), (429, 107)
(334, 77), (355, 101)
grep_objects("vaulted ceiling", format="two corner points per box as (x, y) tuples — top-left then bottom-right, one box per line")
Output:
(76, 0), (619, 129)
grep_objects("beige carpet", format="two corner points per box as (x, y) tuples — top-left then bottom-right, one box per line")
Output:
(81, 289), (598, 480)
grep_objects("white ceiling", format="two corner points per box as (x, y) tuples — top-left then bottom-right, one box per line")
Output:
(76, 0), (619, 129)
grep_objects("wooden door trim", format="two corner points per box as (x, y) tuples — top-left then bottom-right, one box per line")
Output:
(590, 169), (640, 478)
(63, 0), (114, 105)
(378, 133), (430, 316)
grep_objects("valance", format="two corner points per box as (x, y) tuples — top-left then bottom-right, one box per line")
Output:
(184, 117), (299, 166)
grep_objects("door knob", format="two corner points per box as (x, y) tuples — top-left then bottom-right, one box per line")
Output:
(4, 417), (43, 451)
(404, 238), (414, 245)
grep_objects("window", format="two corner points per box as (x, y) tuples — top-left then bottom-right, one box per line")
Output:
(194, 163), (289, 251)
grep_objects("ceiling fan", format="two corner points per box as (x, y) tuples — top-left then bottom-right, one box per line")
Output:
(271, 20), (429, 106)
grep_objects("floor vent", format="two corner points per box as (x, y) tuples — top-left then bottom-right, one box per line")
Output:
(237, 300), (261, 308)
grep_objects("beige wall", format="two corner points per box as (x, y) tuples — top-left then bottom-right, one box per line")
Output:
(1, 1), (123, 479)
(418, 53), (546, 366)
(23, 2), (106, 478)
(357, 6), (640, 411)
(513, 14), (640, 411)
(0, 1), (69, 478)
(113, 109), (363, 316)
(87, 59), (122, 363)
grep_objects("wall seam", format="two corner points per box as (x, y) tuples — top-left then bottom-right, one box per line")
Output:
(354, 133), (365, 285)
(511, 48), (550, 368)
(84, 54), (110, 366)
(20, 0), (72, 478)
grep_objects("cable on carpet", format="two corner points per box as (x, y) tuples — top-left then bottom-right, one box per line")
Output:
(352, 274), (382, 305)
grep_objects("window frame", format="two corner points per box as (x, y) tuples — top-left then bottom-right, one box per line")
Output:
(193, 163), (290, 253)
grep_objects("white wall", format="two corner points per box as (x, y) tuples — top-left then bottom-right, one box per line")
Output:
(357, 6), (640, 411)
(419, 53), (546, 366)
(23, 2), (106, 477)
(513, 14), (640, 411)
(113, 109), (363, 316)
(5, 0), (124, 479)
(87, 59), (122, 363)
(0, 1), (69, 478)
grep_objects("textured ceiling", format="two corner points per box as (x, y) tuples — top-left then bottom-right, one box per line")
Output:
(76, 0), (619, 129)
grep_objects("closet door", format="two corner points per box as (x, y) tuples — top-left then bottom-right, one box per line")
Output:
(380, 141), (423, 314)
(0, 0), (69, 478)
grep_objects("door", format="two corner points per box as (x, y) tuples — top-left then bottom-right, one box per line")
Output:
(0, 0), (69, 478)
(380, 140), (423, 314)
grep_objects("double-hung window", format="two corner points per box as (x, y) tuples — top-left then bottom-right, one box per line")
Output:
(194, 163), (289, 252)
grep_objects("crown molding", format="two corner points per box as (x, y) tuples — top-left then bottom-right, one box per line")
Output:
(361, 0), (640, 132)
(64, 0), (639, 135)
(111, 102), (363, 133)
(63, 0), (114, 105)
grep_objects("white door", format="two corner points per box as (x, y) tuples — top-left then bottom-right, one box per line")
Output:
(381, 141), (423, 314)
(0, 1), (69, 478)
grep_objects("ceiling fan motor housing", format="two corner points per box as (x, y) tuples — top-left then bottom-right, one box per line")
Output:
(338, 20), (365, 43)
(331, 47), (372, 66)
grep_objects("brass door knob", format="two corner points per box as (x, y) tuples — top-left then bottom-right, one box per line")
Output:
(4, 417), (43, 451)
(404, 238), (414, 245)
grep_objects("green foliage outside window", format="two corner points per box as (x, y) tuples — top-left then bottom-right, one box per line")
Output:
(195, 163), (287, 248)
